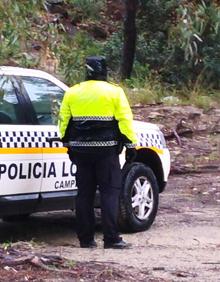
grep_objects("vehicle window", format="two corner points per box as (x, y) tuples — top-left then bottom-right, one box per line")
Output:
(0, 76), (21, 124)
(21, 76), (64, 125)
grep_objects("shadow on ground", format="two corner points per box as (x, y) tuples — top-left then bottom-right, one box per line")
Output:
(0, 211), (102, 245)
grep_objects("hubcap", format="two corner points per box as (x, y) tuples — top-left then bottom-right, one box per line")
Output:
(131, 176), (153, 220)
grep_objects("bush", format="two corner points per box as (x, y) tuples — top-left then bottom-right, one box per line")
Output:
(67, 0), (104, 20)
(0, 0), (57, 67)
(136, 0), (220, 89)
(104, 31), (123, 72)
(168, 1), (220, 88)
(56, 31), (103, 85)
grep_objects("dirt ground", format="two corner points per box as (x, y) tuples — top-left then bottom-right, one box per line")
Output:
(0, 105), (220, 281)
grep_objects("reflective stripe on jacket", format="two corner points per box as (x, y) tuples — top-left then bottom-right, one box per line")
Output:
(58, 80), (137, 147)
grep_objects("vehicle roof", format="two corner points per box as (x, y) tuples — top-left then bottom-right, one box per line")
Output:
(0, 66), (69, 91)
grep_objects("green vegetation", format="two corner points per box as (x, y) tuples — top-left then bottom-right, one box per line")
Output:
(67, 0), (104, 20)
(0, 0), (219, 108)
(55, 31), (104, 85)
(0, 0), (59, 67)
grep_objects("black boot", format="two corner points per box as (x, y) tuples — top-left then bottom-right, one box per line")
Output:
(80, 240), (97, 248)
(104, 239), (131, 249)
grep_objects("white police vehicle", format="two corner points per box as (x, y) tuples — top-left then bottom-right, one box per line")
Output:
(0, 66), (170, 232)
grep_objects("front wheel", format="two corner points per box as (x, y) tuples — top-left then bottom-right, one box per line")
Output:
(118, 163), (159, 232)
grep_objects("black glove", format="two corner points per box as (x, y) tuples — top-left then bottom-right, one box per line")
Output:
(61, 137), (67, 143)
(125, 148), (137, 163)
(117, 141), (124, 154)
(67, 146), (75, 162)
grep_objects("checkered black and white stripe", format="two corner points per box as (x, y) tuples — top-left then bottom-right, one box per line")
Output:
(69, 140), (118, 147)
(0, 130), (61, 148)
(72, 116), (115, 121)
(137, 132), (165, 149)
(0, 129), (165, 149)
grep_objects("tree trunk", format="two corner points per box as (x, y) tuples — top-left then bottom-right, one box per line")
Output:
(121, 0), (138, 80)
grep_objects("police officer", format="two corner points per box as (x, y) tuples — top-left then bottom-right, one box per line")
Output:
(59, 56), (137, 249)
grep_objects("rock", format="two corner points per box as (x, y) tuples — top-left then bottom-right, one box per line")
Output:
(162, 96), (180, 105)
(188, 112), (201, 120)
(148, 112), (164, 119)
(44, 0), (68, 17)
(46, 0), (63, 3)
(89, 25), (108, 40)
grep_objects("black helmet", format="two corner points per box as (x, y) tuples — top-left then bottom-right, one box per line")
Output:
(85, 56), (107, 80)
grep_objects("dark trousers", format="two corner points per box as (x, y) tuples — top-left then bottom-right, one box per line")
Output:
(73, 152), (122, 244)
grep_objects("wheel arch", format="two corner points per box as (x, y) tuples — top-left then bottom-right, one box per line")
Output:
(119, 161), (159, 232)
(134, 148), (165, 193)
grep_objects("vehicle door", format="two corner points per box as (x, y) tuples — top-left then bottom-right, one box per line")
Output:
(0, 75), (42, 209)
(18, 76), (77, 202)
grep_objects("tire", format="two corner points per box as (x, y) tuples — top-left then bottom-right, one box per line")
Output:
(118, 162), (159, 232)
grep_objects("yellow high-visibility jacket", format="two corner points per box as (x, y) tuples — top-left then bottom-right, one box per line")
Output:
(59, 80), (137, 148)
